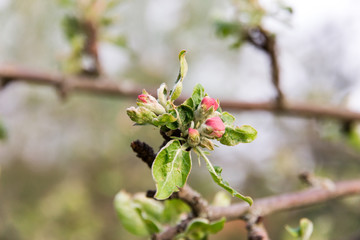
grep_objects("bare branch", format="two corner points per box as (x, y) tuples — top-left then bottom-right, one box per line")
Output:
(1, 64), (360, 121)
(244, 215), (270, 240)
(246, 27), (283, 106)
(209, 178), (360, 221)
(172, 185), (209, 218)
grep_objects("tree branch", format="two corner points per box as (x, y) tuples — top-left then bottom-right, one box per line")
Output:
(246, 27), (284, 106)
(1, 64), (360, 122)
(156, 178), (360, 239)
(209, 178), (360, 221)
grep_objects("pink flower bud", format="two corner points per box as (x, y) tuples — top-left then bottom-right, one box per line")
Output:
(202, 116), (225, 138)
(138, 94), (150, 103)
(137, 92), (165, 115)
(187, 128), (200, 147)
(201, 96), (219, 111)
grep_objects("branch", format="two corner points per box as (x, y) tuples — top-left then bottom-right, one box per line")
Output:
(209, 178), (360, 221)
(1, 64), (360, 121)
(246, 26), (284, 106)
(156, 178), (360, 239)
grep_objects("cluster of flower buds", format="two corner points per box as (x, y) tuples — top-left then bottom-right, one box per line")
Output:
(186, 96), (225, 150)
(127, 90), (166, 125)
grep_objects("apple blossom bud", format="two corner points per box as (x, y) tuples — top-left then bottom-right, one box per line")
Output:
(201, 96), (219, 111)
(187, 128), (200, 147)
(137, 91), (166, 115)
(127, 106), (157, 125)
(195, 96), (220, 122)
(200, 116), (225, 138)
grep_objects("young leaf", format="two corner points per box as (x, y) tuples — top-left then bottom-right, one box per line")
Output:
(133, 193), (164, 221)
(221, 112), (235, 127)
(170, 50), (187, 101)
(114, 191), (150, 236)
(178, 105), (194, 126)
(208, 165), (253, 205)
(300, 218), (313, 240)
(178, 50), (188, 82)
(182, 97), (194, 109)
(152, 113), (177, 127)
(220, 125), (257, 146)
(285, 225), (301, 238)
(162, 199), (191, 225)
(191, 84), (205, 108)
(197, 148), (253, 205)
(177, 217), (226, 240)
(152, 140), (192, 200)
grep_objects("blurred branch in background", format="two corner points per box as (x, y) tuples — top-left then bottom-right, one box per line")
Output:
(1, 64), (360, 122)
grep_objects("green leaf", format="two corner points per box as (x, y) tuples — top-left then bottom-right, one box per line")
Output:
(220, 125), (257, 146)
(178, 105), (194, 126)
(152, 113), (177, 127)
(182, 97), (194, 109)
(162, 199), (191, 225)
(285, 218), (313, 240)
(133, 194), (164, 221)
(170, 50), (187, 101)
(208, 164), (253, 205)
(178, 50), (188, 82)
(152, 140), (192, 200)
(191, 84), (205, 108)
(300, 218), (313, 240)
(165, 110), (179, 130)
(285, 225), (301, 238)
(62, 15), (83, 41)
(177, 217), (226, 240)
(170, 81), (183, 101)
(221, 112), (235, 127)
(214, 20), (242, 38)
(114, 191), (151, 236)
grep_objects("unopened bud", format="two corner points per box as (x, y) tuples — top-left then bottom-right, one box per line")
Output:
(127, 106), (157, 125)
(187, 128), (200, 147)
(200, 116), (225, 139)
(195, 96), (220, 121)
(137, 91), (166, 115)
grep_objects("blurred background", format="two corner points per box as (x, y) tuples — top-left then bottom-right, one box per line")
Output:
(0, 0), (360, 239)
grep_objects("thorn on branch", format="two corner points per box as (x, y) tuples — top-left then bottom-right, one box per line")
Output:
(131, 140), (156, 168)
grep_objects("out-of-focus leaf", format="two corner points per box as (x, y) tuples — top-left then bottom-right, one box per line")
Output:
(176, 217), (225, 240)
(114, 191), (150, 236)
(152, 140), (191, 200)
(285, 218), (313, 240)
(62, 15), (83, 41)
(162, 199), (190, 225)
(300, 218), (313, 240)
